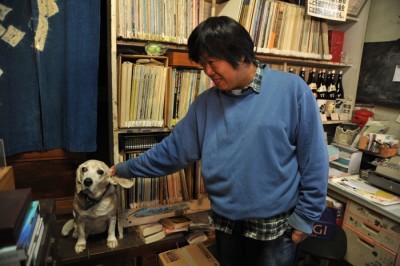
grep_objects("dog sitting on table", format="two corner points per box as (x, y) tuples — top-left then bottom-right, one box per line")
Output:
(61, 159), (134, 254)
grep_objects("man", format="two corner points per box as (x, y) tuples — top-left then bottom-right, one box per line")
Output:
(112, 16), (328, 266)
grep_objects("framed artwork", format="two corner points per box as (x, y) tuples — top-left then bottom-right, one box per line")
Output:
(347, 0), (367, 17)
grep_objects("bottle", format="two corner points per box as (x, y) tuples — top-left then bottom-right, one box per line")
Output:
(288, 67), (295, 74)
(326, 70), (337, 117)
(327, 70), (337, 100)
(334, 70), (345, 114)
(316, 70), (322, 88)
(307, 68), (314, 85)
(307, 68), (318, 98)
(299, 67), (306, 81)
(316, 69), (327, 99)
(326, 70), (332, 91)
(335, 70), (344, 99)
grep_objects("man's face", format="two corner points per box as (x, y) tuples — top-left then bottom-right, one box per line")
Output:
(198, 54), (251, 91)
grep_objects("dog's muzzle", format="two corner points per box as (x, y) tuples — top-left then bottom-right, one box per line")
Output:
(84, 178), (93, 187)
(81, 178), (93, 194)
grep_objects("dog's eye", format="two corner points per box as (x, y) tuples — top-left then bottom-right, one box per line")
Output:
(97, 169), (104, 175)
(82, 167), (88, 173)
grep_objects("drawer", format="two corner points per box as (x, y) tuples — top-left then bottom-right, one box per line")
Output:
(345, 201), (400, 252)
(344, 211), (400, 252)
(343, 226), (396, 266)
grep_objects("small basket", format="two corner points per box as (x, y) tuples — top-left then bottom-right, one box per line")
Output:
(333, 126), (359, 146)
(379, 144), (398, 158)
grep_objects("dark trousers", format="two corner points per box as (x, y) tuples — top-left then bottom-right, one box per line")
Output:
(215, 221), (300, 266)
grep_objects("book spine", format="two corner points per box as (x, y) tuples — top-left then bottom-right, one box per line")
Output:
(16, 201), (40, 252)
(328, 30), (344, 63)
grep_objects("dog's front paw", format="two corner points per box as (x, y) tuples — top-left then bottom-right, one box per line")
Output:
(75, 240), (87, 254)
(107, 236), (118, 249)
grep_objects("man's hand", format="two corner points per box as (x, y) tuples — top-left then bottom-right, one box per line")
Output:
(291, 229), (308, 244)
(110, 165), (116, 176)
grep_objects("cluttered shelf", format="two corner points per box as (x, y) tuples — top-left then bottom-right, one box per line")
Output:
(55, 210), (216, 266)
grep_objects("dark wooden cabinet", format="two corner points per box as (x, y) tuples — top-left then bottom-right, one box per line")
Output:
(7, 150), (87, 213)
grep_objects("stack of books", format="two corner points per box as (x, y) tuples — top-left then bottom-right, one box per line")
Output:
(0, 189), (44, 266)
(160, 215), (192, 235)
(137, 222), (165, 244)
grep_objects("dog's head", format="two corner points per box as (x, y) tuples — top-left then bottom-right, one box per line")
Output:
(76, 159), (134, 199)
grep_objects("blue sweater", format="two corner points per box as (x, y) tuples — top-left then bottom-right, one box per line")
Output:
(116, 65), (328, 234)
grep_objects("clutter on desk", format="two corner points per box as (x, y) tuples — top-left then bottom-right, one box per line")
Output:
(328, 143), (362, 175)
(363, 156), (400, 196)
(137, 222), (166, 244)
(347, 120), (399, 158)
(352, 108), (374, 128)
(330, 175), (400, 205)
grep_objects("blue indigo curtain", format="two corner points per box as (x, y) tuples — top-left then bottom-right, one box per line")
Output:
(0, 0), (100, 156)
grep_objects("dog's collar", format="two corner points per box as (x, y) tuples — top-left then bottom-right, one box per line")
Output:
(80, 184), (112, 211)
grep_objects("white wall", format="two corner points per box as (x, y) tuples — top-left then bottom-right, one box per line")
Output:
(361, 0), (400, 138)
(365, 0), (400, 42)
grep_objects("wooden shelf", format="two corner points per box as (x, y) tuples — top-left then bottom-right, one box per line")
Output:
(115, 127), (172, 134)
(117, 39), (351, 69)
(256, 54), (351, 69)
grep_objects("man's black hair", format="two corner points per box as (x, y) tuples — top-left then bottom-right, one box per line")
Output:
(187, 16), (258, 68)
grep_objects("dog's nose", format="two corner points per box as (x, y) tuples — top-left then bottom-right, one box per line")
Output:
(84, 178), (93, 187)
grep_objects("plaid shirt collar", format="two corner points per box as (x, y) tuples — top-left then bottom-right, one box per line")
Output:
(246, 64), (263, 93)
(226, 64), (263, 95)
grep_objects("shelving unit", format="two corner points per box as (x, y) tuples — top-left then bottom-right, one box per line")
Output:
(107, 0), (371, 225)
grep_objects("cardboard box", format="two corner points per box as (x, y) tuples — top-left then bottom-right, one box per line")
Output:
(311, 206), (337, 239)
(166, 52), (200, 68)
(158, 243), (219, 266)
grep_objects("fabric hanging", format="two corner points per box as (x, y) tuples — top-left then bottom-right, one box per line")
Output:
(0, 0), (100, 156)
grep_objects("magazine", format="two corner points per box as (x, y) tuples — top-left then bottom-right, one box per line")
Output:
(330, 175), (400, 206)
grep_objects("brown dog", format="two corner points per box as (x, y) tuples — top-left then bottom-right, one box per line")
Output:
(61, 159), (134, 254)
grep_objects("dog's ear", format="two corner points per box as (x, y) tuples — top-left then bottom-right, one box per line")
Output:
(99, 161), (110, 173)
(75, 163), (84, 194)
(108, 176), (134, 188)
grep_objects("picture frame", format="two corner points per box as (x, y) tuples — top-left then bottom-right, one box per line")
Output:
(347, 0), (367, 17)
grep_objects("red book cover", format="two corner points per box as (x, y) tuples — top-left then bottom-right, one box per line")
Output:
(328, 30), (344, 63)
